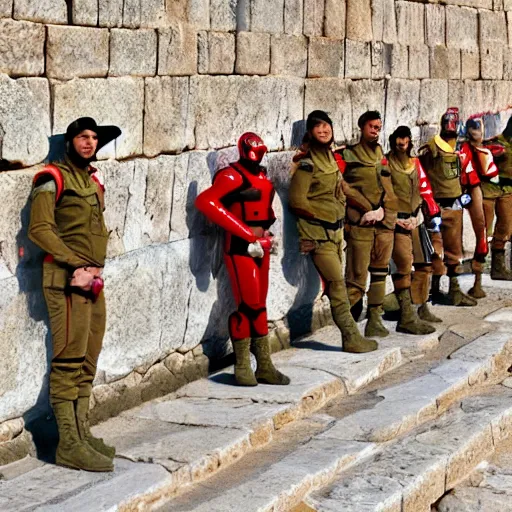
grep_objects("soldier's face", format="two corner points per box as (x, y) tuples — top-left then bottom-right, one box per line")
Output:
(73, 130), (98, 159)
(395, 136), (410, 154)
(311, 121), (333, 145)
(362, 119), (382, 144)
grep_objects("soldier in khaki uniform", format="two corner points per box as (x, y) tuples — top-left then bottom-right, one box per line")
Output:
(418, 108), (476, 307)
(28, 117), (121, 472)
(336, 111), (398, 338)
(386, 126), (436, 335)
(289, 110), (377, 353)
(483, 117), (512, 280)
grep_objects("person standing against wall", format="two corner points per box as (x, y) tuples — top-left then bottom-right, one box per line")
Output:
(288, 110), (378, 353)
(28, 117), (120, 471)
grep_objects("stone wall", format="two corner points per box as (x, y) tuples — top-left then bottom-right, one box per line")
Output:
(1, 0), (512, 447)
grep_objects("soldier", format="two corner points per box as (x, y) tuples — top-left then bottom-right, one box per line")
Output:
(386, 126), (436, 335)
(288, 110), (377, 353)
(483, 116), (512, 281)
(418, 108), (476, 307)
(195, 133), (290, 387)
(336, 111), (398, 337)
(459, 117), (500, 297)
(28, 117), (120, 471)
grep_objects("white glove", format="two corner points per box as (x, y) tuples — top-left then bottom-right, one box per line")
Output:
(247, 240), (264, 258)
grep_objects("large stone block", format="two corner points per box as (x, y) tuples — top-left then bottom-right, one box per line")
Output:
(210, 0), (236, 31)
(13, 0), (67, 24)
(345, 39), (371, 79)
(72, 0), (98, 26)
(303, 0), (324, 36)
(110, 28), (157, 77)
(16, 77), (51, 139)
(140, 0), (167, 28)
(47, 26), (109, 80)
(191, 75), (304, 150)
(372, 0), (397, 44)
(504, 49), (512, 80)
(308, 37), (344, 78)
(495, 81), (512, 110)
(0, 75), (49, 167)
(0, 19), (44, 77)
(144, 76), (194, 157)
(425, 4), (445, 47)
(479, 9), (507, 45)
(252, 0), (284, 33)
(408, 44), (429, 79)
(198, 31), (235, 75)
(305, 79), (352, 143)
(461, 80), (495, 120)
(98, 0), (123, 27)
(396, 1), (425, 46)
(187, 0), (210, 30)
(285, 0), (303, 35)
(461, 49), (480, 79)
(446, 6), (478, 50)
(384, 79), (421, 140)
(418, 80), (449, 125)
(481, 43), (503, 80)
(122, 0), (140, 28)
(371, 41), (391, 79)
(53, 77), (144, 160)
(350, 80), (386, 140)
(429, 46), (461, 80)
(324, 0), (345, 39)
(271, 34), (308, 77)
(443, 0), (491, 7)
(236, 32), (270, 75)
(346, 0), (372, 42)
(158, 22), (197, 76)
(0, 0), (11, 18)
(390, 44), (408, 78)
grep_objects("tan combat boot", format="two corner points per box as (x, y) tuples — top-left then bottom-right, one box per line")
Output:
(76, 396), (116, 459)
(233, 338), (258, 386)
(491, 250), (512, 281)
(417, 303), (442, 323)
(365, 306), (389, 337)
(468, 272), (486, 298)
(395, 289), (435, 335)
(53, 401), (113, 472)
(448, 276), (477, 306)
(252, 336), (290, 385)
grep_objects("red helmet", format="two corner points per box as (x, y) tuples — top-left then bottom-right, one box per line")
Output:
(238, 132), (267, 164)
(441, 107), (460, 134)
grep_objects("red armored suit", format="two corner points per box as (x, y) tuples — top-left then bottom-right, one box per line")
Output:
(459, 118), (501, 298)
(195, 133), (290, 387)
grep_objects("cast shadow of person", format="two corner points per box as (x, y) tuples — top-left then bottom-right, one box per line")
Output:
(18, 134), (67, 462)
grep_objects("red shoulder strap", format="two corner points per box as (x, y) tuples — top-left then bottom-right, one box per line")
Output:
(334, 152), (346, 174)
(33, 164), (64, 203)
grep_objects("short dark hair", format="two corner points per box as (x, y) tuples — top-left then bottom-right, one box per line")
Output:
(358, 110), (381, 130)
(389, 126), (413, 156)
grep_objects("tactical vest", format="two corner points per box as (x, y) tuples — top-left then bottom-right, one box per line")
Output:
(388, 155), (421, 215)
(424, 136), (462, 200)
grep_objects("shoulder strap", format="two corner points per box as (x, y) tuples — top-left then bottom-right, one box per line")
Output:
(33, 164), (64, 203)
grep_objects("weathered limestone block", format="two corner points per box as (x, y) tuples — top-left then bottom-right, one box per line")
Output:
(140, 0), (167, 28)
(444, 0), (491, 7)
(481, 43), (503, 80)
(198, 31), (235, 75)
(408, 44), (429, 79)
(305, 79), (352, 143)
(0, 75), (49, 166)
(425, 4), (445, 47)
(187, 0), (210, 30)
(391, 44), (408, 79)
(384, 79), (421, 141)
(191, 75), (304, 150)
(480, 9), (507, 45)
(324, 0), (345, 39)
(0, 19), (44, 77)
(47, 26), (109, 80)
(506, 0), (512, 9)
(210, 0), (236, 31)
(371, 41), (391, 79)
(504, 49), (512, 80)
(285, 0), (303, 35)
(346, 0), (372, 42)
(0, 0), (11, 18)
(144, 76), (194, 157)
(98, 0), (123, 27)
(372, 0), (397, 44)
(53, 77), (144, 160)
(252, 0), (284, 33)
(430, 46), (461, 80)
(350, 80), (386, 140)
(271, 34), (308, 77)
(308, 38), (344, 78)
(13, 0), (67, 24)
(345, 40), (371, 79)
(303, 0), (324, 36)
(396, 1), (425, 46)
(461, 49), (480, 79)
(495, 81), (512, 111)
(16, 77), (51, 138)
(461, 80), (495, 120)
(158, 22), (197, 76)
(418, 80), (449, 125)
(110, 29), (157, 77)
(446, 6), (478, 50)
(72, 0), (98, 26)
(123, 0), (140, 28)
(236, 32), (270, 75)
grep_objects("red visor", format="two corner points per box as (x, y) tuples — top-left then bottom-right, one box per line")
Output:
(238, 132), (268, 163)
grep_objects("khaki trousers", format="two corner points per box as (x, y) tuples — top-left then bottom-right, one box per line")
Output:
(392, 231), (413, 291)
(431, 207), (463, 276)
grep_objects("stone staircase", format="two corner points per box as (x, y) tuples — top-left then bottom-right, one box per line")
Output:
(1, 277), (512, 511)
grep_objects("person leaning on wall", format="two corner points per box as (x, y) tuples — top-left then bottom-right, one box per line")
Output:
(28, 117), (120, 472)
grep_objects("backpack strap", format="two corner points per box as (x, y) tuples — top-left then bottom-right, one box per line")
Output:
(33, 164), (64, 203)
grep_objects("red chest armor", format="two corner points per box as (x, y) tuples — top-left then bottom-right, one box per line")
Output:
(219, 162), (276, 228)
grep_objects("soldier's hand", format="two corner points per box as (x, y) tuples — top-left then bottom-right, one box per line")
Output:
(361, 207), (384, 225)
(299, 240), (317, 254)
(70, 267), (95, 291)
